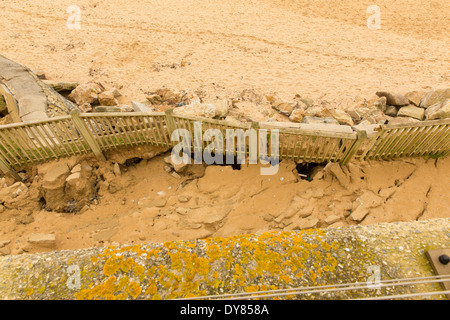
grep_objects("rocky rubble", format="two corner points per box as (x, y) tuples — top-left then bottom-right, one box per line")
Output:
(267, 88), (450, 127)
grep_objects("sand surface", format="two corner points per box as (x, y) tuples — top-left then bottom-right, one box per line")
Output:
(1, 0), (449, 108)
(0, 1), (449, 255)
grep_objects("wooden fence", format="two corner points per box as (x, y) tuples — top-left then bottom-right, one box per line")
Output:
(0, 108), (449, 180)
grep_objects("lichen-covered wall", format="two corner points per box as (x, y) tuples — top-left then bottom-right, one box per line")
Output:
(0, 219), (448, 300)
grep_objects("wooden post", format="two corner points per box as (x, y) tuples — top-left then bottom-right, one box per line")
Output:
(341, 130), (367, 166)
(0, 154), (22, 181)
(70, 109), (106, 161)
(165, 109), (178, 146)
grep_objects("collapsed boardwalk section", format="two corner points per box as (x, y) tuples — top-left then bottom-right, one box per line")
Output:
(0, 108), (449, 179)
(0, 219), (448, 300)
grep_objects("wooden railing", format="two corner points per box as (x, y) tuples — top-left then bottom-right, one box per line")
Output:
(0, 108), (449, 180)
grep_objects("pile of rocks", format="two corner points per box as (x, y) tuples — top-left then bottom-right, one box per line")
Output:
(60, 81), (132, 113)
(269, 88), (450, 127)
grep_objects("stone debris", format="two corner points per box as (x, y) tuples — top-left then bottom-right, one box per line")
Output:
(405, 91), (427, 107)
(324, 163), (350, 187)
(425, 99), (450, 120)
(164, 155), (189, 173)
(329, 109), (354, 126)
(420, 88), (450, 109)
(68, 82), (104, 105)
(397, 105), (425, 120)
(289, 109), (305, 122)
(27, 233), (56, 248)
(350, 206), (370, 222)
(42, 80), (78, 93)
(376, 91), (409, 106)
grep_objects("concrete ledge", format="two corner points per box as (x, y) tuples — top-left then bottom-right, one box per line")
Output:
(0, 219), (448, 300)
(0, 54), (48, 122)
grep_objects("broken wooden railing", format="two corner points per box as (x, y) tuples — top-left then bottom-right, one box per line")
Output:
(0, 108), (449, 180)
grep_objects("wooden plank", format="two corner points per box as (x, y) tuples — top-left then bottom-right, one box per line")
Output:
(341, 131), (368, 165)
(418, 125), (449, 156)
(0, 154), (22, 181)
(70, 110), (105, 161)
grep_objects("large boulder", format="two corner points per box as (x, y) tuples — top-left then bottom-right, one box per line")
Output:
(40, 163), (70, 211)
(329, 110), (354, 126)
(289, 109), (305, 123)
(397, 105), (425, 120)
(376, 91), (409, 106)
(68, 82), (104, 105)
(405, 91), (427, 107)
(425, 99), (450, 120)
(420, 88), (450, 109)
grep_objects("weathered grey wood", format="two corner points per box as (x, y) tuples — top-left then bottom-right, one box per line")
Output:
(0, 154), (22, 181)
(341, 130), (368, 165)
(70, 110), (106, 161)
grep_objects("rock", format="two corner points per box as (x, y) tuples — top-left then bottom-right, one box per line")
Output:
(173, 103), (226, 118)
(178, 195), (191, 203)
(327, 222), (346, 228)
(212, 99), (230, 118)
(68, 82), (103, 105)
(28, 233), (56, 248)
(386, 117), (420, 125)
(16, 215), (34, 225)
(94, 106), (121, 113)
(405, 91), (427, 107)
(131, 100), (154, 113)
(98, 90), (119, 106)
(40, 163), (70, 211)
(397, 105), (425, 120)
(425, 99), (450, 120)
(324, 162), (350, 187)
(0, 182), (28, 202)
(420, 88), (450, 109)
(350, 206), (369, 222)
(289, 109), (305, 122)
(358, 191), (383, 208)
(304, 106), (330, 118)
(171, 172), (181, 179)
(272, 101), (294, 116)
(77, 103), (92, 113)
(329, 110), (354, 126)
(301, 116), (339, 125)
(43, 80), (78, 92)
(384, 105), (398, 117)
(372, 96), (387, 112)
(0, 247), (11, 256)
(156, 89), (180, 105)
(309, 166), (324, 180)
(146, 94), (163, 105)
(164, 154), (189, 173)
(298, 217), (319, 230)
(347, 110), (362, 122)
(65, 172), (81, 185)
(119, 105), (134, 112)
(324, 215), (341, 225)
(113, 163), (121, 177)
(0, 205), (5, 213)
(42, 163), (69, 184)
(175, 207), (188, 215)
(0, 240), (10, 248)
(138, 198), (167, 208)
(376, 91), (409, 106)
(299, 98), (314, 108)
